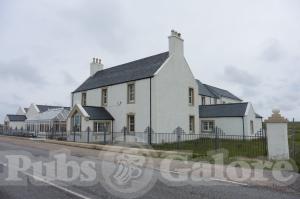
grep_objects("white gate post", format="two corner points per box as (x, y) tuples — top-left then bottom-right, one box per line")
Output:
(265, 109), (289, 160)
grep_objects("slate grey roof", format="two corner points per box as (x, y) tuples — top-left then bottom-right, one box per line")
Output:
(199, 103), (248, 118)
(73, 52), (169, 93)
(6, 115), (27, 122)
(196, 79), (241, 101)
(82, 106), (114, 120)
(255, 113), (263, 118)
(37, 105), (70, 113)
(196, 80), (217, 98)
(204, 84), (242, 101)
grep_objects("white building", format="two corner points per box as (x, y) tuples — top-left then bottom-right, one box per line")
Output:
(25, 108), (70, 137)
(199, 103), (263, 136)
(3, 104), (69, 135)
(68, 30), (262, 136)
(4, 115), (27, 131)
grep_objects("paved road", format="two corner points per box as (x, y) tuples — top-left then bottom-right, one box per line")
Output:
(0, 137), (299, 199)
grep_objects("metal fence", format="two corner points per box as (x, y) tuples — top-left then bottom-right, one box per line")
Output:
(1, 126), (268, 158)
(0, 129), (36, 137)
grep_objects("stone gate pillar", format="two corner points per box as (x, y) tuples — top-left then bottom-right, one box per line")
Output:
(265, 109), (289, 160)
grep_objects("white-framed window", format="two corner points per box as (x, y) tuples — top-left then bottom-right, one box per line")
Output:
(93, 121), (110, 132)
(102, 88), (108, 106)
(189, 88), (194, 106)
(127, 83), (135, 104)
(81, 92), (87, 106)
(214, 98), (217, 104)
(201, 96), (206, 105)
(189, 116), (195, 133)
(201, 120), (214, 132)
(127, 114), (135, 132)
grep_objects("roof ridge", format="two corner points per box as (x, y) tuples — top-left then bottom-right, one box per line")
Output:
(199, 102), (248, 107)
(93, 51), (169, 76)
(204, 84), (228, 92)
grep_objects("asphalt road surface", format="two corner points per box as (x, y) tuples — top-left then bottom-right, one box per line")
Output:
(0, 137), (299, 199)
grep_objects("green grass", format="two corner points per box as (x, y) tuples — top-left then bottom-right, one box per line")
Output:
(288, 122), (300, 171)
(152, 138), (267, 159)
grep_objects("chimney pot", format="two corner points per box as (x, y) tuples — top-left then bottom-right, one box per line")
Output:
(168, 29), (184, 56)
(90, 57), (104, 76)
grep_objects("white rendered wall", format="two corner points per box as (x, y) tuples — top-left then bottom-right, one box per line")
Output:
(72, 78), (151, 132)
(244, 103), (262, 136)
(26, 104), (40, 119)
(199, 117), (244, 135)
(16, 107), (26, 115)
(152, 55), (199, 133)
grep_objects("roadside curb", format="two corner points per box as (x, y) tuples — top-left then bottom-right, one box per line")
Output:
(43, 139), (191, 158)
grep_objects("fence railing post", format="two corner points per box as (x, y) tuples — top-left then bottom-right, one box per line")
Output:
(104, 127), (107, 145)
(73, 127), (76, 142)
(214, 127), (218, 151)
(292, 118), (296, 158)
(173, 127), (183, 150)
(123, 127), (127, 142)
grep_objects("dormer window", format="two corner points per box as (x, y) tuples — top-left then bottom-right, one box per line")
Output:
(127, 83), (135, 104)
(102, 88), (108, 106)
(188, 87), (194, 106)
(81, 93), (87, 106)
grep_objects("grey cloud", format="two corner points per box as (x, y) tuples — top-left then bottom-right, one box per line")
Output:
(0, 58), (47, 86)
(223, 65), (261, 86)
(259, 39), (284, 62)
(62, 71), (77, 85)
(58, 1), (129, 53)
(0, 101), (19, 121)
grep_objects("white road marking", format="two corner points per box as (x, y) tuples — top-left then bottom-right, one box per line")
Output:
(154, 168), (248, 186)
(0, 163), (92, 199)
(23, 172), (92, 199)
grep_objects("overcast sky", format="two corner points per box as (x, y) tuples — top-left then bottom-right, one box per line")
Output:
(1, 0), (300, 121)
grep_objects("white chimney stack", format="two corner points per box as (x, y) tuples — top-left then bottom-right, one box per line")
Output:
(90, 57), (103, 76)
(168, 30), (184, 56)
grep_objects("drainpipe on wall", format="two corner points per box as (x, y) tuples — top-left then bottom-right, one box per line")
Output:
(111, 120), (114, 143)
(71, 93), (74, 107)
(149, 77), (152, 145)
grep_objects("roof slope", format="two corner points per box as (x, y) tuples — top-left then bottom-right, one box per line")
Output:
(74, 52), (169, 93)
(37, 105), (69, 113)
(27, 108), (70, 121)
(199, 103), (248, 118)
(82, 106), (114, 120)
(6, 115), (27, 122)
(204, 84), (241, 101)
(255, 113), (263, 118)
(196, 80), (217, 98)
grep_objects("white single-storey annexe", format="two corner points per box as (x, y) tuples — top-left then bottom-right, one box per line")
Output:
(199, 103), (263, 136)
(4, 115), (27, 131)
